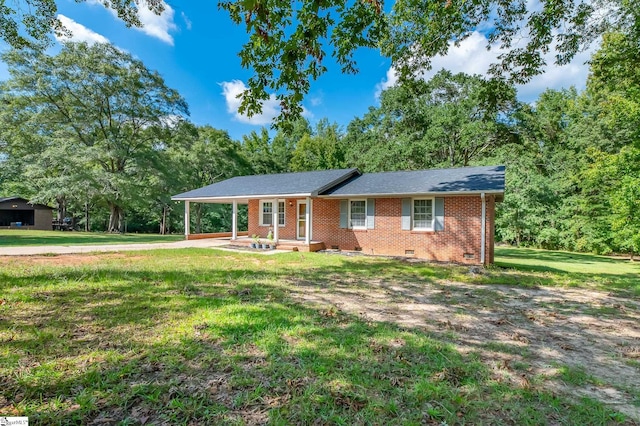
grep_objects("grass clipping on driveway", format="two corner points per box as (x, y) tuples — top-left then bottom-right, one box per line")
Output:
(0, 249), (638, 425)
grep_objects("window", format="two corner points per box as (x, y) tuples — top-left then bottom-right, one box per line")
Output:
(260, 200), (285, 226)
(350, 200), (366, 228)
(413, 198), (434, 230)
(278, 201), (285, 226)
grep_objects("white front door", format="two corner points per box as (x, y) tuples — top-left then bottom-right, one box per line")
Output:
(297, 201), (307, 240)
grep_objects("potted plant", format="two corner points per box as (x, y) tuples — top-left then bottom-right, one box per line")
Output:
(267, 229), (275, 249)
(251, 234), (260, 249)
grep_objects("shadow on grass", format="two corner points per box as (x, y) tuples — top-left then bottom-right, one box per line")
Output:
(0, 253), (633, 424)
(0, 231), (182, 247)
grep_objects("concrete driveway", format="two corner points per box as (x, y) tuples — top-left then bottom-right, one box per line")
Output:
(0, 238), (230, 256)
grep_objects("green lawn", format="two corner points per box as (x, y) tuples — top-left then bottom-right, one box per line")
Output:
(0, 248), (635, 424)
(0, 229), (183, 247)
(493, 246), (640, 296)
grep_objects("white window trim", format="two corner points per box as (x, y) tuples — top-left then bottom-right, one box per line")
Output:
(412, 197), (435, 231)
(259, 199), (286, 227)
(277, 200), (286, 228)
(349, 199), (367, 230)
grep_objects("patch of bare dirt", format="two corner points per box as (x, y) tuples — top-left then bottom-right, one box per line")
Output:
(289, 274), (640, 421)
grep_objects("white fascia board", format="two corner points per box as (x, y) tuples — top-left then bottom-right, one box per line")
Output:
(171, 193), (312, 202)
(318, 190), (504, 198)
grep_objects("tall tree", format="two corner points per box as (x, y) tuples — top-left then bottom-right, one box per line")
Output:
(0, 42), (189, 232)
(345, 70), (517, 172)
(170, 124), (251, 234)
(290, 119), (346, 171)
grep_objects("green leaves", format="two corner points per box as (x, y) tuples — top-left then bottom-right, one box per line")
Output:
(0, 42), (189, 232)
(220, 0), (386, 126)
(344, 70), (516, 171)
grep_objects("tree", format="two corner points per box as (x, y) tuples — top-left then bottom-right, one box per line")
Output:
(344, 70), (517, 172)
(493, 88), (579, 249)
(0, 0), (164, 49)
(290, 119), (346, 171)
(1, 0), (636, 124)
(240, 120), (308, 174)
(170, 124), (251, 234)
(0, 42), (189, 232)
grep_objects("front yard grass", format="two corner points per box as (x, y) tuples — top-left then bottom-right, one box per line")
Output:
(0, 248), (637, 424)
(0, 229), (183, 247)
(493, 246), (640, 296)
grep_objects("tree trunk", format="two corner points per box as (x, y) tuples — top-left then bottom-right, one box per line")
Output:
(108, 203), (124, 233)
(56, 196), (67, 221)
(160, 205), (167, 235)
(195, 204), (202, 234)
(84, 202), (90, 232)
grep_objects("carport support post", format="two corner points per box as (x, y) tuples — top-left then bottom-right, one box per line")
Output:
(272, 198), (279, 243)
(184, 201), (190, 239)
(231, 200), (238, 241)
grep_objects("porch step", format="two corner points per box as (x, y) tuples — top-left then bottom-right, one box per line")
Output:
(276, 242), (325, 252)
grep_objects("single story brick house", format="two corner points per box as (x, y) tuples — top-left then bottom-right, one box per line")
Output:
(0, 196), (53, 230)
(172, 165), (505, 265)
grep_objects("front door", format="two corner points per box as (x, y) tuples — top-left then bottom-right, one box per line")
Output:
(297, 201), (306, 240)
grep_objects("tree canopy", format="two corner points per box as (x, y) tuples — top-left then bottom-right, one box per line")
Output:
(1, 0), (638, 124)
(0, 42), (189, 232)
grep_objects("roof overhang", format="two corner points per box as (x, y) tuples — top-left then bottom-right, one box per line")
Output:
(319, 190), (505, 201)
(172, 190), (505, 203)
(171, 193), (312, 203)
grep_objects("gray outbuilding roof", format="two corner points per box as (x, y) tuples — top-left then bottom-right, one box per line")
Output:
(320, 165), (505, 198)
(172, 168), (360, 202)
(0, 196), (54, 209)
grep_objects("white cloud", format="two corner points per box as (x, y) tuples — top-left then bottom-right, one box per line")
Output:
(376, 31), (597, 102)
(181, 12), (192, 30)
(55, 14), (110, 45)
(86, 0), (177, 45)
(310, 94), (323, 107)
(137, 1), (177, 45)
(221, 80), (312, 125)
(220, 80), (281, 125)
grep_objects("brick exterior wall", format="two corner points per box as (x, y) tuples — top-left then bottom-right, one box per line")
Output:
(248, 195), (497, 265)
(248, 199), (301, 241)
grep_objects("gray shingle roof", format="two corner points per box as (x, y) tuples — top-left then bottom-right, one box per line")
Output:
(0, 196), (54, 209)
(320, 165), (505, 196)
(0, 196), (21, 203)
(172, 168), (360, 200)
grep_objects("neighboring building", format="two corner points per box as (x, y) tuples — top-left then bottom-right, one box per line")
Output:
(172, 165), (505, 265)
(0, 197), (54, 231)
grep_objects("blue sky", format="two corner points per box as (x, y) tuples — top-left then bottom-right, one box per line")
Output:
(0, 0), (596, 140)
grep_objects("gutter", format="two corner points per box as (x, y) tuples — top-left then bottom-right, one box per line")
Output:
(318, 190), (504, 198)
(171, 193), (312, 202)
(481, 192), (486, 265)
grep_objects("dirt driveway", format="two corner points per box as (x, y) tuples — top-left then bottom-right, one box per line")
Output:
(0, 238), (230, 256)
(291, 272), (640, 421)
